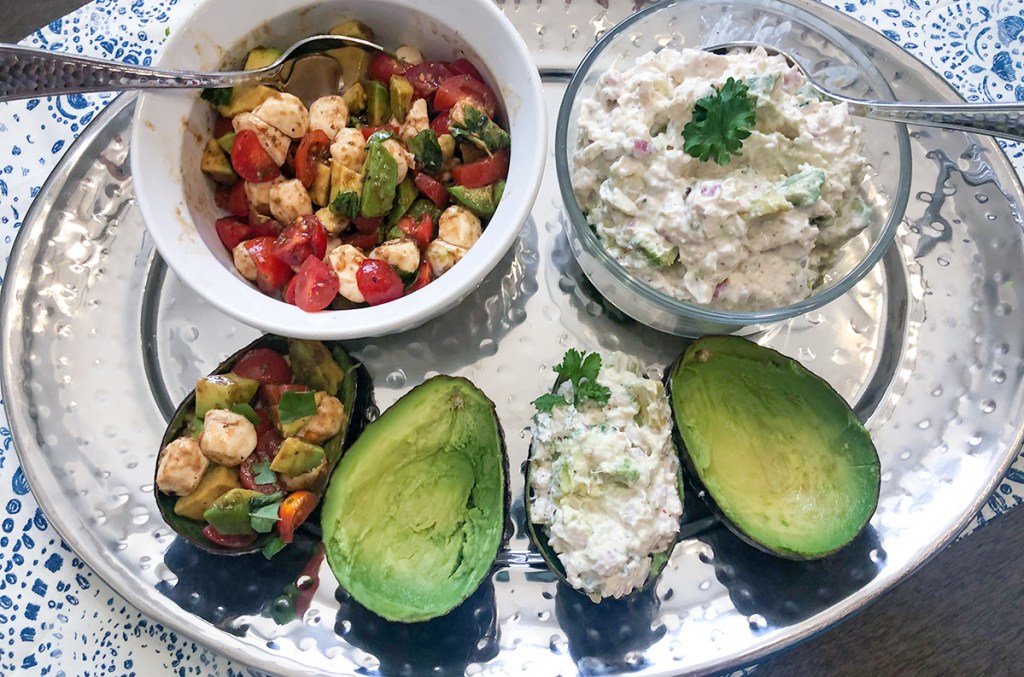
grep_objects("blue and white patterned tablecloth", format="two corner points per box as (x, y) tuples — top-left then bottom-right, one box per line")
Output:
(0, 0), (1023, 674)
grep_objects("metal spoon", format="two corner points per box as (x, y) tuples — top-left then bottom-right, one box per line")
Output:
(708, 42), (1024, 143)
(0, 34), (386, 104)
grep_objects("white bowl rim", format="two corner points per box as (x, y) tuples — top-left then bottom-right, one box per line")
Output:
(130, 0), (547, 340)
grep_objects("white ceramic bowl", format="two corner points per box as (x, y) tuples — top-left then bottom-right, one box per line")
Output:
(132, 0), (545, 339)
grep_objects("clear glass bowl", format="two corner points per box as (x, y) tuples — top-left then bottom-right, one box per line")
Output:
(555, 0), (912, 336)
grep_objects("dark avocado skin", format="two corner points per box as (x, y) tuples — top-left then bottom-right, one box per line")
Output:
(666, 335), (881, 561)
(154, 334), (373, 556)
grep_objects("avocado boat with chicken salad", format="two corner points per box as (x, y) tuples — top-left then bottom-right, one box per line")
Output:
(153, 335), (372, 557)
(526, 349), (685, 603)
(321, 375), (509, 623)
(667, 335), (880, 560)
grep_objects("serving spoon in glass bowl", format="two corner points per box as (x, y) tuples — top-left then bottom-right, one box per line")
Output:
(708, 41), (1024, 143)
(0, 34), (387, 106)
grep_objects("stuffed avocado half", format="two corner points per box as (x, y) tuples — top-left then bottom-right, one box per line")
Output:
(526, 350), (684, 603)
(667, 336), (880, 560)
(154, 336), (372, 557)
(321, 375), (508, 623)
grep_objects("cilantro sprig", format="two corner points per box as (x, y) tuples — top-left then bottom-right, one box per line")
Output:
(682, 77), (757, 166)
(278, 390), (317, 424)
(532, 349), (612, 413)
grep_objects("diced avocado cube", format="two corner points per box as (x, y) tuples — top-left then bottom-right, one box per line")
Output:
(343, 81), (367, 114)
(200, 139), (238, 185)
(452, 106), (510, 155)
(310, 162), (332, 207)
(330, 162), (364, 207)
(746, 73), (780, 96)
(195, 373), (259, 418)
(271, 437), (325, 476)
(360, 137), (399, 218)
(386, 176), (419, 228)
(216, 131), (236, 154)
(781, 168), (826, 207)
(389, 75), (414, 123)
(406, 197), (441, 224)
(747, 190), (791, 218)
(203, 488), (263, 535)
(217, 85), (278, 118)
(848, 195), (874, 228)
(450, 183), (499, 219)
(329, 20), (375, 41)
(244, 47), (284, 71)
(329, 47), (372, 97)
(365, 80), (391, 126)
(174, 465), (241, 521)
(631, 232), (678, 267)
(289, 340), (345, 395)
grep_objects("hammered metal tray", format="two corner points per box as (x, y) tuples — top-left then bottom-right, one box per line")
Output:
(4, 2), (1024, 675)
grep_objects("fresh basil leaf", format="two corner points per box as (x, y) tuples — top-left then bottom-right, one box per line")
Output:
(231, 403), (261, 426)
(278, 391), (318, 424)
(407, 130), (443, 176)
(201, 87), (233, 107)
(252, 461), (277, 486)
(250, 500), (283, 534)
(331, 191), (361, 219)
(262, 535), (287, 560)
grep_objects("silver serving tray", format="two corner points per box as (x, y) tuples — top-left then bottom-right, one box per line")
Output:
(3, 1), (1024, 675)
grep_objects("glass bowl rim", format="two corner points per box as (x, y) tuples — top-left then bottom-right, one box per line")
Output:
(553, 0), (913, 326)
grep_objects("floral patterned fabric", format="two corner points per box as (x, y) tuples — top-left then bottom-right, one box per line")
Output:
(0, 0), (1021, 673)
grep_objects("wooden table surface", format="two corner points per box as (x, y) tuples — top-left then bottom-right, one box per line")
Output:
(5, 2), (1024, 676)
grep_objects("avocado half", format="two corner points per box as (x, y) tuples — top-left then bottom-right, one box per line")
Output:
(667, 336), (880, 560)
(321, 375), (508, 623)
(153, 334), (373, 556)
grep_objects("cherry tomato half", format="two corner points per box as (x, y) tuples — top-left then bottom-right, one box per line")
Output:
(273, 214), (328, 269)
(398, 213), (435, 251)
(278, 491), (320, 544)
(294, 129), (332, 188)
(215, 216), (251, 251)
(407, 259), (434, 293)
(430, 110), (451, 137)
(404, 61), (454, 98)
(242, 236), (294, 292)
(292, 256), (339, 312)
(249, 213), (283, 238)
(368, 53), (409, 85)
(434, 75), (498, 119)
(232, 348), (293, 385)
(413, 171), (448, 207)
(452, 148), (510, 188)
(354, 215), (384, 235)
(359, 124), (400, 141)
(202, 525), (257, 549)
(340, 230), (382, 251)
(213, 115), (234, 139)
(446, 58), (485, 82)
(230, 129), (281, 183)
(227, 181), (249, 217)
(356, 258), (405, 306)
(239, 431), (282, 495)
(283, 273), (299, 305)
(260, 383), (309, 406)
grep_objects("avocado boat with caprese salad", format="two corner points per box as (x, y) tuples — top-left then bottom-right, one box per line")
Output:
(154, 335), (373, 557)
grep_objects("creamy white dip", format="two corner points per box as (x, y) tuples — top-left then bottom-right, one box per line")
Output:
(572, 47), (874, 311)
(529, 352), (682, 602)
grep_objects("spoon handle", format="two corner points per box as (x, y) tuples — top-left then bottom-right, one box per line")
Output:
(0, 44), (260, 102)
(846, 99), (1024, 144)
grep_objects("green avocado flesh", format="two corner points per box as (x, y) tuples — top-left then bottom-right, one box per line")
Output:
(321, 376), (506, 622)
(670, 336), (880, 559)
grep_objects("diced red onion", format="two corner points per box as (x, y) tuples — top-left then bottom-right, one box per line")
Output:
(632, 139), (653, 157)
(700, 182), (721, 197)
